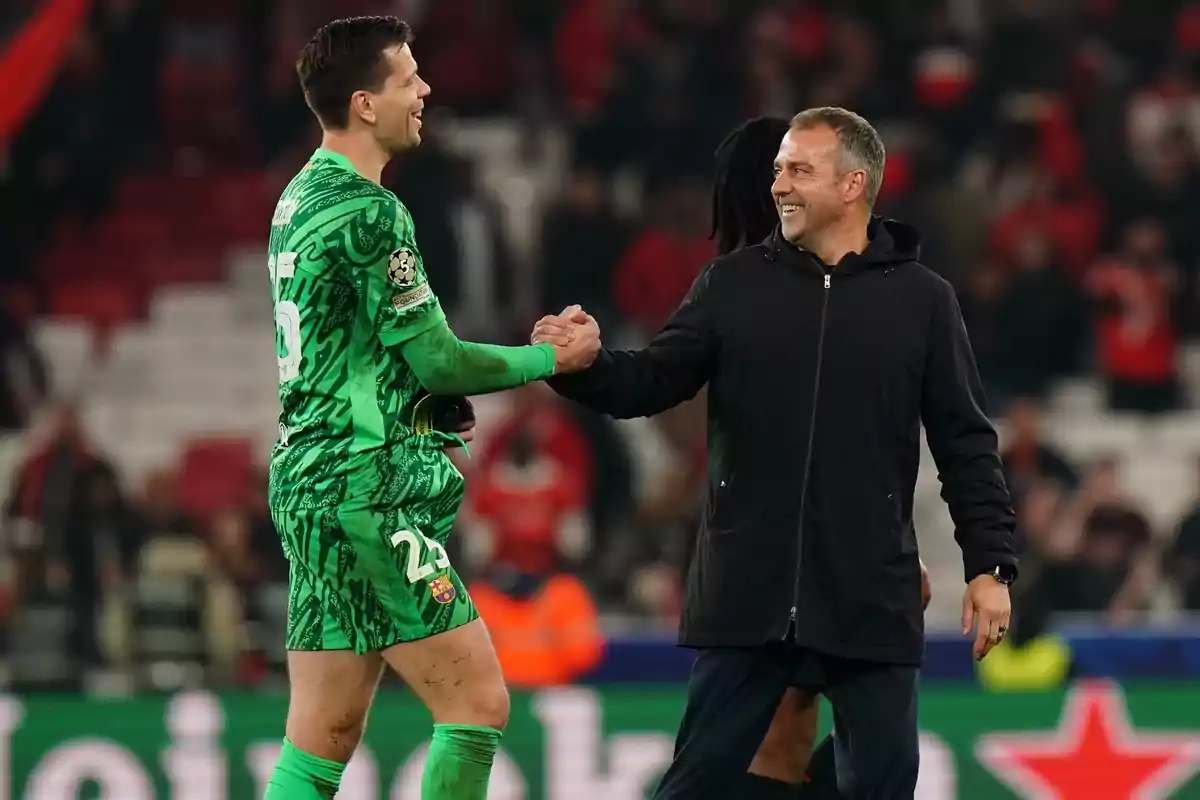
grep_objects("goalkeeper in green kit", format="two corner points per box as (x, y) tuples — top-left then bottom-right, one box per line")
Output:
(262, 16), (599, 800)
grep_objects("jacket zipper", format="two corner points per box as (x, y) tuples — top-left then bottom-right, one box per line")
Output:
(788, 269), (832, 640)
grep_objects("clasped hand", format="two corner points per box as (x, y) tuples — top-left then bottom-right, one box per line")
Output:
(531, 305), (601, 374)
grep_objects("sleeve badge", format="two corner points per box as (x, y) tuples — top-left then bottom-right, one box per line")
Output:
(387, 248), (418, 287)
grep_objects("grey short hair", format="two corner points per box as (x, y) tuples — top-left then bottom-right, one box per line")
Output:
(790, 107), (886, 208)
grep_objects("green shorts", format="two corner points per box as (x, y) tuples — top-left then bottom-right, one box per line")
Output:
(274, 502), (477, 654)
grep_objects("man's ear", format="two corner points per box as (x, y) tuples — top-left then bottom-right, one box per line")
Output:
(350, 90), (376, 125)
(842, 170), (867, 204)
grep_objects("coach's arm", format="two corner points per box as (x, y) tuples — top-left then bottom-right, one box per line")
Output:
(920, 278), (1019, 582)
(546, 263), (718, 419)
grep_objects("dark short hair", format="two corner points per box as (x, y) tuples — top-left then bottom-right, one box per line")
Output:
(296, 16), (413, 129)
(790, 107), (886, 208)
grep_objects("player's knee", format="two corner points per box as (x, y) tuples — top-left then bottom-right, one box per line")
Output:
(286, 705), (369, 763)
(465, 681), (510, 731)
(327, 706), (369, 744)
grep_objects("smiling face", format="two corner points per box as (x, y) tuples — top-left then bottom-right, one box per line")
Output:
(295, 16), (428, 150)
(351, 43), (429, 153)
(771, 125), (866, 245)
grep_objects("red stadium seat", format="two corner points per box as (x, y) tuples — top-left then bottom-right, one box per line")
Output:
(158, 250), (226, 284)
(129, 247), (226, 290)
(116, 175), (195, 218)
(98, 210), (174, 263)
(177, 437), (255, 517)
(48, 282), (140, 330)
(158, 172), (268, 242)
(204, 172), (270, 206)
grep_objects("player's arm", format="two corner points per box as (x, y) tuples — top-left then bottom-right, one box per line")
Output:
(401, 323), (555, 396)
(920, 278), (1018, 582)
(340, 194), (556, 396)
(547, 263), (717, 419)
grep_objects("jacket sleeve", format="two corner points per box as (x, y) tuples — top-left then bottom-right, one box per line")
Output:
(921, 278), (1018, 583)
(547, 263), (717, 419)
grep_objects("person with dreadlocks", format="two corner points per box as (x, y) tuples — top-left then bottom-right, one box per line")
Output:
(535, 107), (1016, 799)
(712, 117), (839, 800)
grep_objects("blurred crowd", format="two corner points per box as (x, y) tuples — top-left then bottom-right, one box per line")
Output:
(3, 0), (1200, 688)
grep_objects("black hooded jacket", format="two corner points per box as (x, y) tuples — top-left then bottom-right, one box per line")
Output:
(550, 217), (1018, 665)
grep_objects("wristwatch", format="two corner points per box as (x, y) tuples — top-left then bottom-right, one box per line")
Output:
(987, 564), (1018, 585)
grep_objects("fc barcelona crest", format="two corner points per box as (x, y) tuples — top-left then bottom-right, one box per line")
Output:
(429, 574), (457, 605)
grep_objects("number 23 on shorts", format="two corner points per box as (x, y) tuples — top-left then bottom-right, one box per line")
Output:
(391, 529), (451, 583)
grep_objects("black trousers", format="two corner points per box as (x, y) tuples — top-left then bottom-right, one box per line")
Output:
(653, 645), (919, 800)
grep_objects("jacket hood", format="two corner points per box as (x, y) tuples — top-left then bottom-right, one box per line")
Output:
(766, 216), (922, 272)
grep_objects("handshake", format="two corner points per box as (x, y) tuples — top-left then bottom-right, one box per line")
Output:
(531, 304), (601, 375)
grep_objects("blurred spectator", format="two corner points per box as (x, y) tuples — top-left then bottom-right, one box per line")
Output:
(1126, 57), (1200, 172)
(94, 0), (164, 162)
(1164, 459), (1200, 611)
(1086, 218), (1181, 414)
(3, 404), (137, 668)
(210, 472), (287, 616)
(910, 7), (981, 158)
(538, 162), (630, 331)
(554, 0), (649, 121)
(961, 119), (1043, 220)
(1114, 126), (1200, 284)
(599, 391), (708, 623)
(625, 436), (706, 624)
(1013, 481), (1071, 572)
(392, 136), (517, 340)
(9, 31), (120, 231)
(472, 383), (594, 566)
(1022, 459), (1157, 625)
(128, 468), (237, 688)
(0, 300), (47, 432)
(990, 230), (1086, 399)
(1001, 397), (1079, 503)
(468, 433), (604, 686)
(583, 2), (738, 174)
(742, 6), (804, 119)
(129, 531), (213, 688)
(388, 121), (462, 300)
(959, 257), (1009, 402)
(613, 176), (712, 338)
(416, 0), (518, 116)
(209, 488), (287, 683)
(560, 403), (637, 604)
(981, 1), (1069, 98)
(135, 469), (196, 541)
(988, 172), (1103, 280)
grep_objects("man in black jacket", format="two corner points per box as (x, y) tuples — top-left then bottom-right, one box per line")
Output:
(535, 107), (1018, 799)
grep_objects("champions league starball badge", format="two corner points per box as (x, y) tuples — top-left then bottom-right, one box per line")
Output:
(387, 248), (417, 287)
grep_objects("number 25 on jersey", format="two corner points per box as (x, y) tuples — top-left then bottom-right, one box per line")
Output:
(270, 252), (301, 384)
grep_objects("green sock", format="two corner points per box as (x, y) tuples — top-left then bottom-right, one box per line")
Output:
(421, 724), (503, 800)
(264, 738), (346, 799)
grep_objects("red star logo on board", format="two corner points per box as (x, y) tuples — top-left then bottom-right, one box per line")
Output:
(975, 680), (1200, 799)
